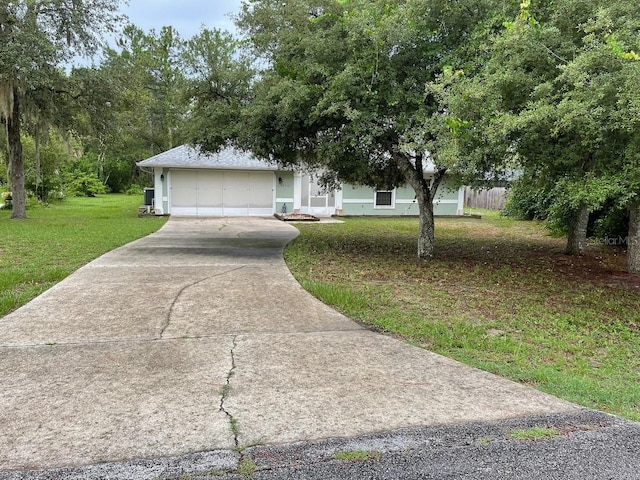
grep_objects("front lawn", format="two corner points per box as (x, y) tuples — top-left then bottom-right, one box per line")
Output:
(0, 195), (167, 317)
(285, 213), (640, 421)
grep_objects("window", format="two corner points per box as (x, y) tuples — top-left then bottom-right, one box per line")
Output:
(374, 190), (395, 209)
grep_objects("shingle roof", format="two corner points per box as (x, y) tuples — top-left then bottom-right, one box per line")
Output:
(136, 145), (280, 171)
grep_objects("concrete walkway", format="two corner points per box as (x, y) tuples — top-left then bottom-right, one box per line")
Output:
(0, 217), (578, 473)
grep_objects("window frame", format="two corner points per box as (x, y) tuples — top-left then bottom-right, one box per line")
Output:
(373, 189), (396, 209)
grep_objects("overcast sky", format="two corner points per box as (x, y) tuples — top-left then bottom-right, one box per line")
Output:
(71, 1), (243, 65)
(121, 0), (243, 38)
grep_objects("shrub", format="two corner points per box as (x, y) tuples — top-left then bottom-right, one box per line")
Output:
(65, 173), (108, 197)
(125, 184), (144, 196)
(591, 205), (629, 240)
(502, 179), (553, 221)
(504, 176), (630, 239)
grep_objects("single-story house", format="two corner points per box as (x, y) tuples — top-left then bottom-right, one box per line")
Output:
(136, 145), (464, 217)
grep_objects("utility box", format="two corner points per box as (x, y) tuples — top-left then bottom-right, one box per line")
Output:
(144, 188), (155, 206)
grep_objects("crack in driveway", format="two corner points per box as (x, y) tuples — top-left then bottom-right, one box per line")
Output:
(220, 335), (240, 448)
(160, 265), (246, 340)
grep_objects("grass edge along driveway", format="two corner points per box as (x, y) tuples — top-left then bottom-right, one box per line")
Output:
(0, 194), (167, 318)
(284, 214), (640, 422)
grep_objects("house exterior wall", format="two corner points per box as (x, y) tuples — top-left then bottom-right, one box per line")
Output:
(339, 178), (462, 216)
(149, 165), (462, 217)
(275, 171), (295, 214)
(152, 167), (168, 215)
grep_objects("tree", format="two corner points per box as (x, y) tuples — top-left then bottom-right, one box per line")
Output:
(102, 25), (188, 154)
(68, 65), (122, 189)
(182, 28), (254, 153)
(0, 0), (125, 218)
(74, 24), (190, 192)
(447, 1), (640, 263)
(192, 0), (510, 260)
(21, 129), (73, 200)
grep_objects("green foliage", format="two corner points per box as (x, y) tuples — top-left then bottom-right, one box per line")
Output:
(20, 131), (72, 201)
(187, 0), (518, 258)
(182, 28), (253, 154)
(125, 184), (144, 196)
(446, 0), (640, 254)
(0, 0), (127, 218)
(65, 172), (108, 197)
(545, 175), (625, 236)
(332, 450), (382, 462)
(99, 25), (188, 155)
(237, 457), (257, 477)
(508, 426), (560, 441)
(505, 174), (628, 237)
(505, 176), (631, 239)
(503, 179), (554, 221)
(67, 25), (189, 194)
(0, 1), (125, 83)
(231, 0), (508, 180)
(591, 206), (629, 240)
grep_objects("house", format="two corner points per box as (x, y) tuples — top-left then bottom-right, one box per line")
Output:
(136, 145), (464, 217)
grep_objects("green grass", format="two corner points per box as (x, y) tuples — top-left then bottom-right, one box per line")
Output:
(508, 426), (561, 441)
(285, 216), (640, 421)
(237, 456), (257, 477)
(332, 450), (382, 462)
(0, 194), (167, 317)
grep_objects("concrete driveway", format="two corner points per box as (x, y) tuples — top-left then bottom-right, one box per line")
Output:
(0, 217), (579, 473)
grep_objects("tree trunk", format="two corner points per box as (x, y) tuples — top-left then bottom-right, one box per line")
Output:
(565, 204), (589, 255)
(417, 192), (436, 259)
(7, 84), (26, 219)
(395, 153), (445, 261)
(628, 201), (640, 274)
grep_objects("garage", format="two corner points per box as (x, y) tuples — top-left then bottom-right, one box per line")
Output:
(170, 169), (275, 216)
(137, 145), (285, 217)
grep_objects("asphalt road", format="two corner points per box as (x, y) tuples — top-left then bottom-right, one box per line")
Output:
(2, 410), (638, 479)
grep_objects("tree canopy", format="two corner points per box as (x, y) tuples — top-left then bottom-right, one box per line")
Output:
(444, 0), (640, 268)
(189, 0), (515, 259)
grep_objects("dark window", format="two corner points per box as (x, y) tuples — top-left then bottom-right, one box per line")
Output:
(375, 191), (393, 207)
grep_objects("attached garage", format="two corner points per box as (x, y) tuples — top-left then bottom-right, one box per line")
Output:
(170, 169), (275, 216)
(137, 145), (283, 217)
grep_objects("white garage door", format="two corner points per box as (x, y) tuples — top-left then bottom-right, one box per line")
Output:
(170, 170), (274, 216)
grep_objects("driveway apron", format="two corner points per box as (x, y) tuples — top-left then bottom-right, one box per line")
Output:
(0, 217), (577, 470)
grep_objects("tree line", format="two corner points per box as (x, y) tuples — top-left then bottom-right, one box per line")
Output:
(2, 0), (640, 273)
(0, 1), (221, 210)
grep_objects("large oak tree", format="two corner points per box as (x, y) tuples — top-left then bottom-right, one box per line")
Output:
(188, 0), (511, 260)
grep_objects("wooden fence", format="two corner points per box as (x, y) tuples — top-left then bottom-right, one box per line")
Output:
(464, 186), (507, 211)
